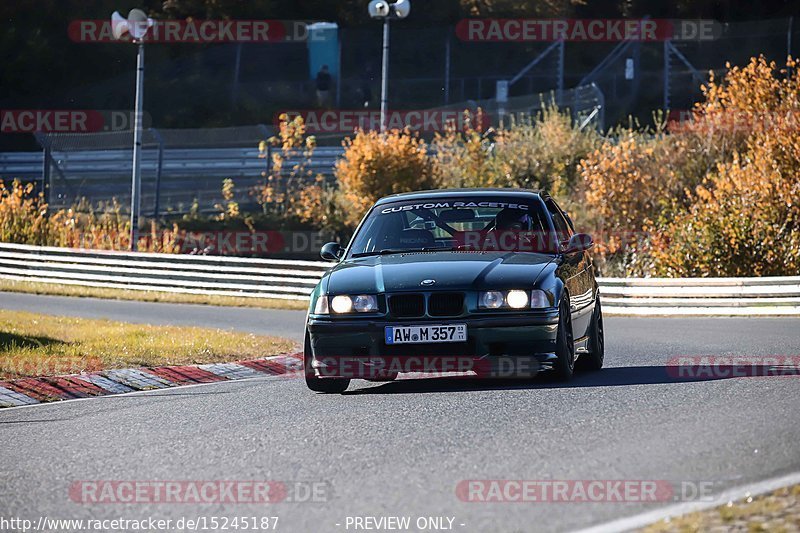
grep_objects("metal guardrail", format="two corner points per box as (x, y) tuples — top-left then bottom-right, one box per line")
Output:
(1, 242), (798, 315)
(0, 147), (344, 178)
(599, 277), (800, 316)
(0, 146), (345, 213)
(0, 242), (329, 301)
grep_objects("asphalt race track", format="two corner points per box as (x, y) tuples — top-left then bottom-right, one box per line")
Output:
(1, 292), (799, 532)
(0, 293), (306, 342)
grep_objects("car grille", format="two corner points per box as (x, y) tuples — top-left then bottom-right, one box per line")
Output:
(389, 294), (425, 318)
(388, 292), (465, 318)
(428, 292), (465, 317)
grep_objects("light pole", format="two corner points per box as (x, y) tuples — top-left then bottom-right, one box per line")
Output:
(111, 9), (153, 251)
(368, 0), (411, 132)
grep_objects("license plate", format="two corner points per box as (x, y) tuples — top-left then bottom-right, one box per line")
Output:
(385, 324), (467, 345)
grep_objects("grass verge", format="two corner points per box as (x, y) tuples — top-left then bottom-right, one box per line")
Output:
(0, 309), (297, 380)
(642, 484), (800, 533)
(0, 278), (309, 311)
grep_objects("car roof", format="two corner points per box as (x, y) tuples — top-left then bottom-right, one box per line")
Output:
(375, 188), (548, 206)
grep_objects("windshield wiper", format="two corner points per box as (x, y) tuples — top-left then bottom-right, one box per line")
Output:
(352, 247), (458, 258)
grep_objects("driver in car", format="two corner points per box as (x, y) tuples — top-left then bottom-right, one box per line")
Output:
(471, 208), (541, 252)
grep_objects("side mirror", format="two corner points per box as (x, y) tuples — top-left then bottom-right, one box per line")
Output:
(320, 242), (343, 261)
(564, 233), (593, 254)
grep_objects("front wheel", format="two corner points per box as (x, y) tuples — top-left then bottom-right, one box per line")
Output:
(551, 296), (575, 381)
(304, 332), (350, 393)
(577, 296), (604, 372)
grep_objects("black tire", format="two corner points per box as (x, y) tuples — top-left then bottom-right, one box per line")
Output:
(577, 296), (604, 372)
(552, 295), (575, 381)
(303, 332), (350, 394)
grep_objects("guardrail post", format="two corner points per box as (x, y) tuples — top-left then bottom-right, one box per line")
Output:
(257, 123), (273, 179)
(34, 132), (75, 206)
(151, 128), (164, 219)
(595, 83), (606, 133)
(556, 40), (564, 104)
(40, 139), (52, 206)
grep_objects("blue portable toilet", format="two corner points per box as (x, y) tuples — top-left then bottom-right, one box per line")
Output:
(308, 22), (340, 81)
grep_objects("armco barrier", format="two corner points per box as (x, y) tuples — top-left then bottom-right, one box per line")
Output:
(0, 242), (798, 315)
(0, 242), (328, 301)
(598, 276), (800, 316)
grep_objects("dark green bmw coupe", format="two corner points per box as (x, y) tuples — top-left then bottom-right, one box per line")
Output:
(303, 189), (604, 393)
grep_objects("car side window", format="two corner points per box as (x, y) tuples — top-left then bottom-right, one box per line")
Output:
(546, 201), (573, 245)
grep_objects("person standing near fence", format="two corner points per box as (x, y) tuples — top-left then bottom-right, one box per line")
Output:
(316, 65), (333, 108)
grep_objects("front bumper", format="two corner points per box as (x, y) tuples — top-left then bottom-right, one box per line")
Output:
(306, 312), (560, 378)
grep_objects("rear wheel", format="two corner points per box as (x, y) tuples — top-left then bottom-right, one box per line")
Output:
(304, 332), (350, 394)
(552, 296), (575, 381)
(577, 296), (604, 372)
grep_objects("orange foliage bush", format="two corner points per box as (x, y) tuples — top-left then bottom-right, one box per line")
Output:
(432, 112), (496, 189)
(434, 108), (599, 196)
(335, 128), (438, 227)
(581, 56), (800, 276)
(648, 58), (800, 276)
(257, 114), (320, 220)
(0, 179), (178, 252)
(0, 179), (58, 245)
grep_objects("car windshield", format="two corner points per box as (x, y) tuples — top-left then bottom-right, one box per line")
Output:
(348, 197), (556, 257)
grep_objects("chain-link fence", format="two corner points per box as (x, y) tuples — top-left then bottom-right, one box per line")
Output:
(28, 81), (603, 215)
(34, 126), (293, 215)
(428, 83), (604, 131)
(663, 18), (795, 112)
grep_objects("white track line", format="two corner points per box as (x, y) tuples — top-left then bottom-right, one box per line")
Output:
(574, 470), (800, 533)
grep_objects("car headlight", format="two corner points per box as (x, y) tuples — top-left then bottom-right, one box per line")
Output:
(479, 290), (551, 310)
(331, 295), (354, 314)
(353, 294), (378, 313)
(479, 290), (504, 309)
(506, 290), (529, 309)
(324, 294), (379, 314)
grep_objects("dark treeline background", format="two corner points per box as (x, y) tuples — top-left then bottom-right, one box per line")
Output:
(1, 0), (798, 148)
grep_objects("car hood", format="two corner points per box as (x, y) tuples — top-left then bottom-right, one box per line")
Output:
(324, 251), (556, 294)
